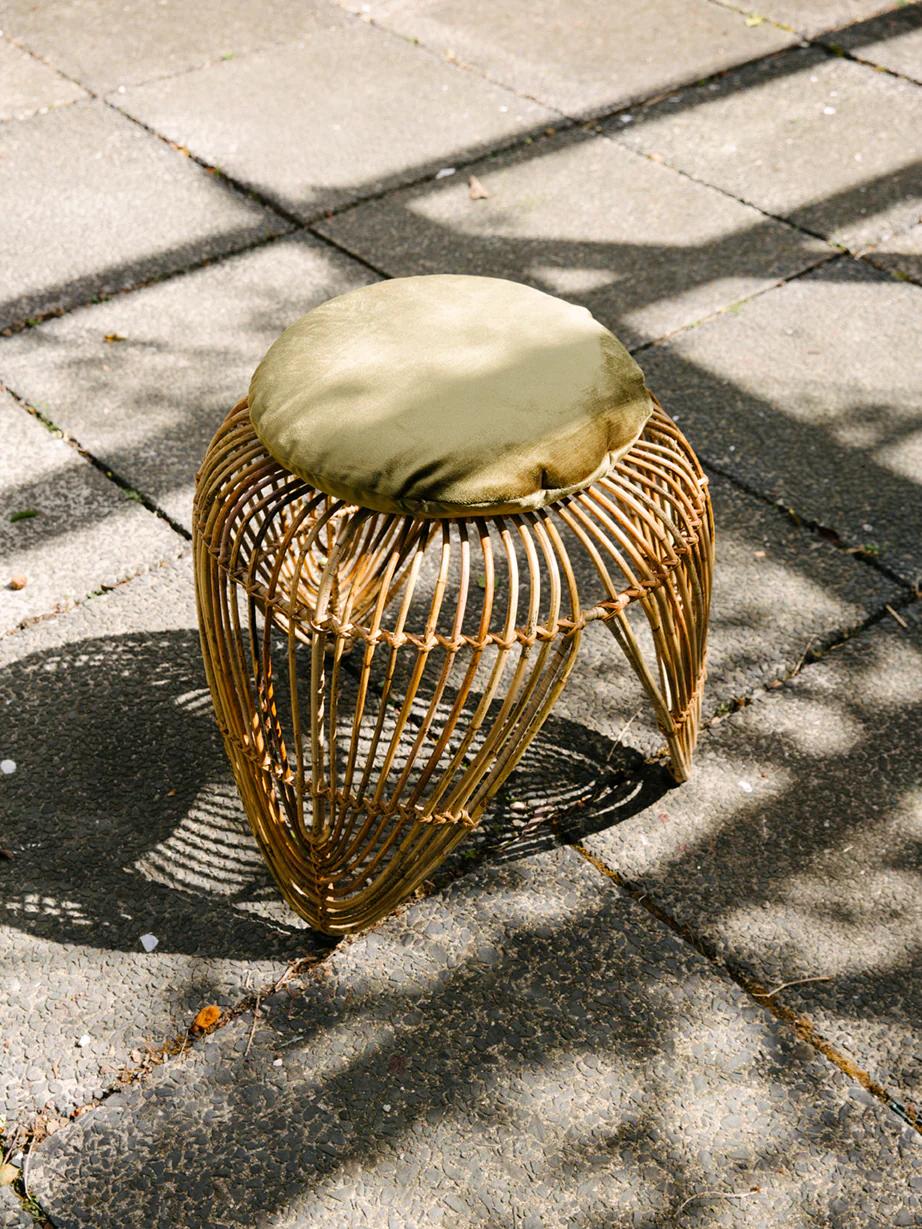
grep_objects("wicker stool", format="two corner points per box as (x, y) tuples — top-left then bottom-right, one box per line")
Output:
(193, 276), (713, 935)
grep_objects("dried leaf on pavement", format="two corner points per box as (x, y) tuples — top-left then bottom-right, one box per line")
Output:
(192, 1004), (222, 1033)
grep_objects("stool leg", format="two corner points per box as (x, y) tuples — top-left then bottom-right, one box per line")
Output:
(556, 403), (714, 783)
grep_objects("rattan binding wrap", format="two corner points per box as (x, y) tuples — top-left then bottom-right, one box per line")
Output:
(193, 397), (714, 934)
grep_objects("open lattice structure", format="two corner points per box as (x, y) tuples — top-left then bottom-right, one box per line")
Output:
(193, 397), (714, 934)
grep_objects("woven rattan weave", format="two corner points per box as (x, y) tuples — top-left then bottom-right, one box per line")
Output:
(193, 396), (713, 934)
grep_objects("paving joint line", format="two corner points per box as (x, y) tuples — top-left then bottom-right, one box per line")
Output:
(0, 554), (187, 644)
(1, 382), (191, 540)
(568, 839), (920, 1133)
(698, 450), (918, 591)
(858, 246), (922, 289)
(0, 226), (302, 339)
(629, 249), (844, 357)
(702, 587), (920, 732)
(9, 587), (918, 1177)
(0, 13), (876, 337)
(2, 1), (919, 1206)
(706, 0), (922, 87)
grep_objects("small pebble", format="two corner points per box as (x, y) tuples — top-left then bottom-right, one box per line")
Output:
(823, 106), (836, 115)
(7, 576), (27, 590)
(0, 760), (15, 775)
(139, 933), (158, 952)
(77, 1034), (92, 1048)
(434, 167), (456, 179)
(738, 780), (753, 794)
(273, 1057), (283, 1066)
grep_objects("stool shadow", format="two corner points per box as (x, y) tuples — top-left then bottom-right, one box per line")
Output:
(1, 626), (664, 954)
(433, 715), (673, 887)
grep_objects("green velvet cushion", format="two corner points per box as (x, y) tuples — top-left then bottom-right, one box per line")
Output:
(248, 275), (653, 519)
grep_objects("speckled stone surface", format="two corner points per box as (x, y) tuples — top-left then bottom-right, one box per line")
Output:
(0, 2), (919, 1219)
(113, 11), (554, 220)
(0, 558), (327, 1124)
(316, 128), (831, 349)
(584, 604), (922, 1108)
(0, 392), (182, 635)
(0, 101), (287, 330)
(638, 260), (922, 587)
(0, 1188), (32, 1229)
(0, 36), (85, 122)
(335, 0), (794, 120)
(612, 45), (922, 250)
(0, 234), (376, 529)
(28, 846), (922, 1228)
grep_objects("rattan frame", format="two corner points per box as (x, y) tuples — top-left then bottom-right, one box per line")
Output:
(193, 397), (713, 934)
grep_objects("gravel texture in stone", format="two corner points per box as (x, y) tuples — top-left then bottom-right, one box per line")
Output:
(1, 0), (336, 93)
(0, 393), (182, 635)
(0, 234), (376, 529)
(317, 128), (831, 348)
(0, 100), (287, 329)
(113, 12), (554, 220)
(821, 1), (922, 83)
(0, 558), (329, 1123)
(336, 0), (794, 119)
(638, 259), (922, 587)
(612, 45), (922, 250)
(584, 603), (922, 1108)
(0, 36), (86, 121)
(27, 846), (922, 1228)
(0, 1189), (32, 1229)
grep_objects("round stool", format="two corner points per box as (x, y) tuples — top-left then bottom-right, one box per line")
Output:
(193, 276), (714, 935)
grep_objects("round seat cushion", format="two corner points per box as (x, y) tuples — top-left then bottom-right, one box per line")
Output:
(248, 275), (653, 519)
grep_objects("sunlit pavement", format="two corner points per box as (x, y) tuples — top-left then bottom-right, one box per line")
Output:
(1, 2), (920, 1225)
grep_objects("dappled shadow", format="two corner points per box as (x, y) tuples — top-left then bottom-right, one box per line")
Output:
(2, 6), (920, 1221)
(0, 621), (669, 955)
(434, 730), (673, 886)
(33, 845), (917, 1228)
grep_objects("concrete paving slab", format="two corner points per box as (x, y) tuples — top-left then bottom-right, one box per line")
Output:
(727, 0), (902, 38)
(638, 259), (922, 587)
(27, 846), (922, 1228)
(338, 0), (794, 120)
(613, 45), (922, 250)
(821, 1), (922, 83)
(863, 219), (922, 282)
(0, 558), (329, 1124)
(0, 233), (376, 530)
(113, 13), (554, 221)
(583, 603), (922, 1108)
(317, 130), (831, 348)
(0, 100), (287, 330)
(0, 35), (86, 122)
(1, 0), (334, 93)
(0, 393), (182, 635)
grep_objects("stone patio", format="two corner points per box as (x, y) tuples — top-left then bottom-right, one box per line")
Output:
(0, 1), (919, 1225)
